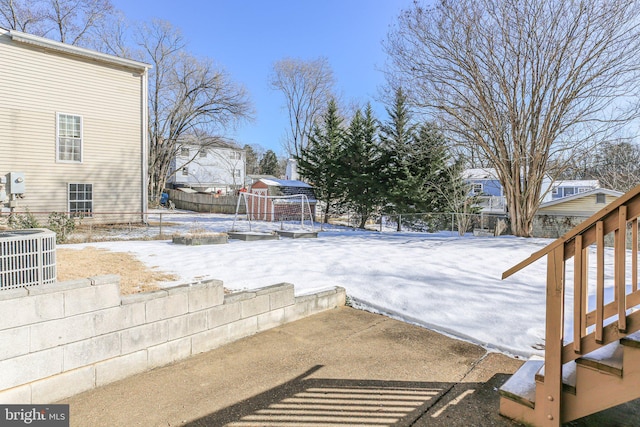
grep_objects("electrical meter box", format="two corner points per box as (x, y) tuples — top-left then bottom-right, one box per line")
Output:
(7, 172), (26, 194)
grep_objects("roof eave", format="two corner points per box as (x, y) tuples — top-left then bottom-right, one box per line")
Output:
(8, 29), (151, 71)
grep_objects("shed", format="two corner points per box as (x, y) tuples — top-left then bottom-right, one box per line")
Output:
(248, 179), (317, 222)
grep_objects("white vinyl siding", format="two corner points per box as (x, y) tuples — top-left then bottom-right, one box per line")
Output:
(57, 113), (82, 162)
(0, 31), (146, 222)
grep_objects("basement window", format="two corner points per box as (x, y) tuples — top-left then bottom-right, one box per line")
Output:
(68, 183), (93, 217)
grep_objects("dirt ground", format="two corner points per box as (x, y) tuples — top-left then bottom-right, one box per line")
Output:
(56, 247), (177, 294)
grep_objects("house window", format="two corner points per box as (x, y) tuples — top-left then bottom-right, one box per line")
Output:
(199, 149), (207, 157)
(68, 183), (92, 217)
(182, 167), (189, 176)
(596, 193), (606, 204)
(180, 147), (189, 157)
(57, 113), (82, 162)
(229, 151), (241, 159)
(471, 183), (483, 195)
(552, 186), (558, 195)
(564, 187), (575, 196)
(234, 169), (241, 178)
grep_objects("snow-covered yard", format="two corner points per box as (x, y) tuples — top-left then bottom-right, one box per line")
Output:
(61, 210), (620, 359)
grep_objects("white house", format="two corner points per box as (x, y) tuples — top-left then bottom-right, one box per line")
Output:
(169, 136), (245, 194)
(0, 28), (150, 223)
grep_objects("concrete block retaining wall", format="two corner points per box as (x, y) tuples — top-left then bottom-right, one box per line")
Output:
(0, 275), (346, 404)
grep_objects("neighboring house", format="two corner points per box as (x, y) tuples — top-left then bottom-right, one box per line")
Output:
(0, 28), (150, 223)
(463, 168), (602, 214)
(168, 137), (245, 194)
(247, 178), (317, 221)
(537, 188), (622, 217)
(463, 168), (506, 213)
(543, 180), (600, 202)
(534, 188), (623, 238)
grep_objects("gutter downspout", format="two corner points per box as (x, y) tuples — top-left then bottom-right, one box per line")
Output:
(141, 66), (150, 224)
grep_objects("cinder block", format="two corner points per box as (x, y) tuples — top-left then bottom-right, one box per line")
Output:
(27, 279), (88, 295)
(0, 347), (63, 390)
(262, 283), (295, 310)
(0, 288), (28, 301)
(186, 280), (224, 312)
(227, 316), (258, 342)
(148, 337), (192, 368)
(121, 289), (167, 305)
(240, 294), (270, 318)
(93, 303), (146, 336)
(335, 287), (347, 306)
(207, 303), (241, 329)
(63, 282), (121, 316)
(284, 299), (314, 323)
(89, 275), (120, 286)
(187, 311), (207, 335)
(257, 308), (285, 332)
(30, 312), (95, 352)
(120, 322), (168, 355)
(224, 291), (255, 304)
(0, 326), (30, 361)
(165, 316), (189, 341)
(31, 366), (95, 403)
(95, 350), (147, 386)
(145, 292), (189, 323)
(0, 292), (64, 330)
(0, 384), (31, 404)
(63, 333), (120, 371)
(191, 325), (230, 354)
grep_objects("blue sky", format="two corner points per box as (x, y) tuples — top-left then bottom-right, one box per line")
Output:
(111, 0), (417, 156)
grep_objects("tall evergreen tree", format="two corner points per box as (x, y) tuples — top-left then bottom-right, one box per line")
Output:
(379, 87), (418, 212)
(259, 150), (279, 175)
(243, 144), (260, 175)
(295, 99), (345, 222)
(339, 104), (383, 228)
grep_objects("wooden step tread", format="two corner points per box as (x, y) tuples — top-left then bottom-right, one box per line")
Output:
(499, 358), (543, 409)
(621, 330), (640, 349)
(535, 360), (577, 395)
(576, 340), (624, 377)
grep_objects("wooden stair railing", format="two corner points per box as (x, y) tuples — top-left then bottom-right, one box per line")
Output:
(502, 183), (640, 426)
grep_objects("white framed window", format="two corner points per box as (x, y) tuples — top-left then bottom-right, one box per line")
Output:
(471, 183), (483, 195)
(57, 113), (82, 162)
(199, 149), (207, 157)
(180, 147), (189, 157)
(234, 169), (241, 178)
(68, 183), (92, 217)
(229, 151), (241, 159)
(182, 167), (189, 176)
(596, 193), (606, 204)
(552, 186), (558, 195)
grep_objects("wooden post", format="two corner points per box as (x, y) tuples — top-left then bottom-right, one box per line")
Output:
(596, 221), (604, 343)
(542, 246), (565, 426)
(617, 206), (627, 332)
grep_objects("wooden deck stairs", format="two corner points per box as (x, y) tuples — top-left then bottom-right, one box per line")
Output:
(498, 184), (640, 426)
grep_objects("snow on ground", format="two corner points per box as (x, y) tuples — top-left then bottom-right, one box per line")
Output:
(61, 210), (621, 358)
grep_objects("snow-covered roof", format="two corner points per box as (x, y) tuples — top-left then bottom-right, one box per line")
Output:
(552, 180), (599, 188)
(463, 168), (498, 180)
(259, 178), (312, 188)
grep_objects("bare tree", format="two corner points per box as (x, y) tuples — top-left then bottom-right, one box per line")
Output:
(140, 20), (253, 203)
(0, 0), (47, 33)
(270, 57), (335, 158)
(386, 0), (640, 236)
(0, 0), (114, 47)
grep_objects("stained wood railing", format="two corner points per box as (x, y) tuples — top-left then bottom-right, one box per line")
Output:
(503, 184), (640, 426)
